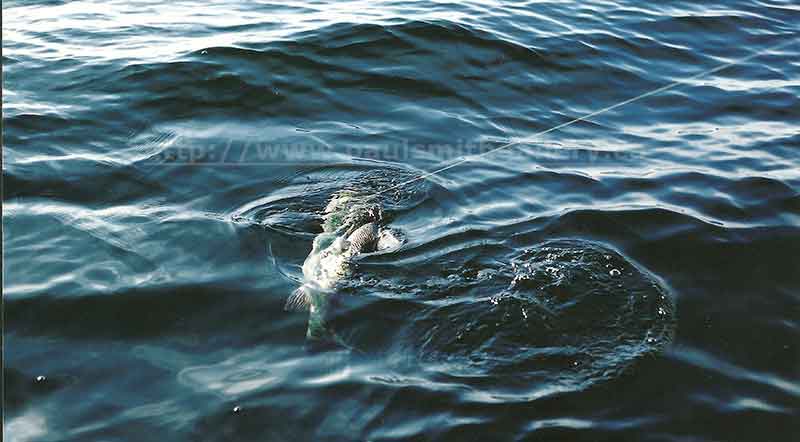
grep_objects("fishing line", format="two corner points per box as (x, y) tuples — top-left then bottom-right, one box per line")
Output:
(366, 35), (798, 200)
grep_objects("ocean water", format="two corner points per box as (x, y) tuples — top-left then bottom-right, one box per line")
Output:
(3, 1), (799, 441)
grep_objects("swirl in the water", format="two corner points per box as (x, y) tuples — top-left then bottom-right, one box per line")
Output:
(394, 239), (676, 395)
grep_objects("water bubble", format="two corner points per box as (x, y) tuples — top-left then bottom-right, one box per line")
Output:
(477, 269), (496, 280)
(233, 406), (242, 413)
(609, 269), (621, 276)
(35, 375), (46, 382)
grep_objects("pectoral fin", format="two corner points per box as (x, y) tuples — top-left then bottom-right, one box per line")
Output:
(346, 222), (380, 254)
(285, 286), (311, 312)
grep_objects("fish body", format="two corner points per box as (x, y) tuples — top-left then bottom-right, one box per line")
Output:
(286, 194), (403, 342)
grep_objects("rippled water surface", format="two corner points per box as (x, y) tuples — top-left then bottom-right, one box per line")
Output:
(4, 1), (799, 441)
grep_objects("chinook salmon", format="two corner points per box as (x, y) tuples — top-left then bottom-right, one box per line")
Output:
(285, 190), (404, 342)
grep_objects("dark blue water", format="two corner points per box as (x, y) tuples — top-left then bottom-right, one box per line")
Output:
(4, 1), (799, 441)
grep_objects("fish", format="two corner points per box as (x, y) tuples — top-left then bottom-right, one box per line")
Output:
(285, 191), (404, 343)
